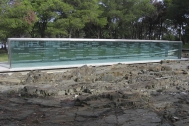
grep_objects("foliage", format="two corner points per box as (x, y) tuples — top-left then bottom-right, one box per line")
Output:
(0, 49), (8, 62)
(183, 43), (189, 48)
(0, 0), (37, 40)
(166, 0), (189, 42)
(0, 0), (188, 43)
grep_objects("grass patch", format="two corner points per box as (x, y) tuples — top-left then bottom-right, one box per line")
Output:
(183, 43), (189, 48)
(0, 49), (8, 62)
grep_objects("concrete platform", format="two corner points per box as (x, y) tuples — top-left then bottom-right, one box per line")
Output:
(0, 58), (188, 73)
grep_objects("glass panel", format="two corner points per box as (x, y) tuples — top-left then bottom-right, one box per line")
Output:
(168, 42), (182, 59)
(8, 39), (182, 68)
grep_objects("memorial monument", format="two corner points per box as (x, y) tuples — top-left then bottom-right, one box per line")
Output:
(7, 38), (182, 69)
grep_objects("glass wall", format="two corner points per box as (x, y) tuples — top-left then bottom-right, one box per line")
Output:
(8, 38), (182, 68)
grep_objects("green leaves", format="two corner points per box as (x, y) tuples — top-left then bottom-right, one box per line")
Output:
(166, 0), (189, 41)
(52, 0), (107, 38)
(0, 0), (188, 42)
(0, 0), (37, 39)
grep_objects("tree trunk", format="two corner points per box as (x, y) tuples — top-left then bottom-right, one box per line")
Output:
(179, 24), (182, 41)
(159, 18), (163, 40)
(140, 22), (143, 39)
(114, 29), (117, 39)
(77, 29), (80, 38)
(149, 22), (152, 40)
(3, 43), (7, 51)
(69, 29), (72, 38)
(39, 22), (47, 38)
(97, 27), (100, 39)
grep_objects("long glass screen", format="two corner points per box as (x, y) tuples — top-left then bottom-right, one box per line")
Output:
(8, 39), (182, 68)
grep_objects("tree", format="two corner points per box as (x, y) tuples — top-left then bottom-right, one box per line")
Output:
(127, 0), (156, 39)
(0, 0), (36, 37)
(53, 0), (86, 38)
(166, 0), (189, 42)
(101, 0), (156, 39)
(30, 0), (60, 38)
(0, 0), (36, 50)
(82, 0), (107, 38)
(53, 0), (107, 38)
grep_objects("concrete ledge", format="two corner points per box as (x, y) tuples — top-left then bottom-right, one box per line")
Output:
(182, 48), (189, 51)
(0, 62), (9, 68)
(0, 58), (188, 73)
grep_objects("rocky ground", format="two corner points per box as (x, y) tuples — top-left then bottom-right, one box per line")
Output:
(0, 58), (189, 126)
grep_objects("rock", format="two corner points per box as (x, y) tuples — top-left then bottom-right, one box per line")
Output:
(93, 108), (111, 116)
(161, 65), (172, 71)
(74, 86), (81, 92)
(69, 65), (95, 77)
(47, 115), (75, 124)
(12, 110), (34, 121)
(68, 88), (75, 94)
(183, 70), (188, 74)
(20, 84), (62, 97)
(148, 65), (162, 72)
(104, 115), (117, 124)
(120, 109), (161, 125)
(161, 123), (172, 126)
(145, 84), (153, 89)
(106, 92), (120, 101)
(77, 110), (97, 118)
(75, 116), (86, 122)
(57, 90), (65, 95)
(0, 85), (24, 93)
(150, 90), (159, 96)
(173, 119), (189, 126)
(0, 60), (189, 125)
(102, 74), (115, 82)
(130, 71), (139, 76)
(9, 98), (26, 104)
(153, 102), (172, 109)
(0, 78), (21, 85)
(117, 114), (132, 125)
(27, 98), (61, 107)
(187, 66), (189, 69)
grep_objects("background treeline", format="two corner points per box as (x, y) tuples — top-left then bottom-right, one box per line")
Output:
(0, 0), (189, 43)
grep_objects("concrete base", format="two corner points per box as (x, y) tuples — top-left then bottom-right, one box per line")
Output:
(0, 58), (188, 73)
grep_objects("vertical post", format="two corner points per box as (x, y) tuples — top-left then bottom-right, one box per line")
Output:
(165, 42), (169, 58)
(7, 38), (12, 69)
(179, 42), (182, 59)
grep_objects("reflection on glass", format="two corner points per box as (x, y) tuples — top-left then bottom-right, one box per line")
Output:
(8, 39), (182, 68)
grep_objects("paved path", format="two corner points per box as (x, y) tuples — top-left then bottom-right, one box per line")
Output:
(0, 62), (10, 72)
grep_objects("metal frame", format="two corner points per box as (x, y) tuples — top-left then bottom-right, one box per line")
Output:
(8, 38), (182, 43)
(8, 39), (12, 69)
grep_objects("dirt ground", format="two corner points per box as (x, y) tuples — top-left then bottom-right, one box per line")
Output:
(0, 59), (189, 126)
